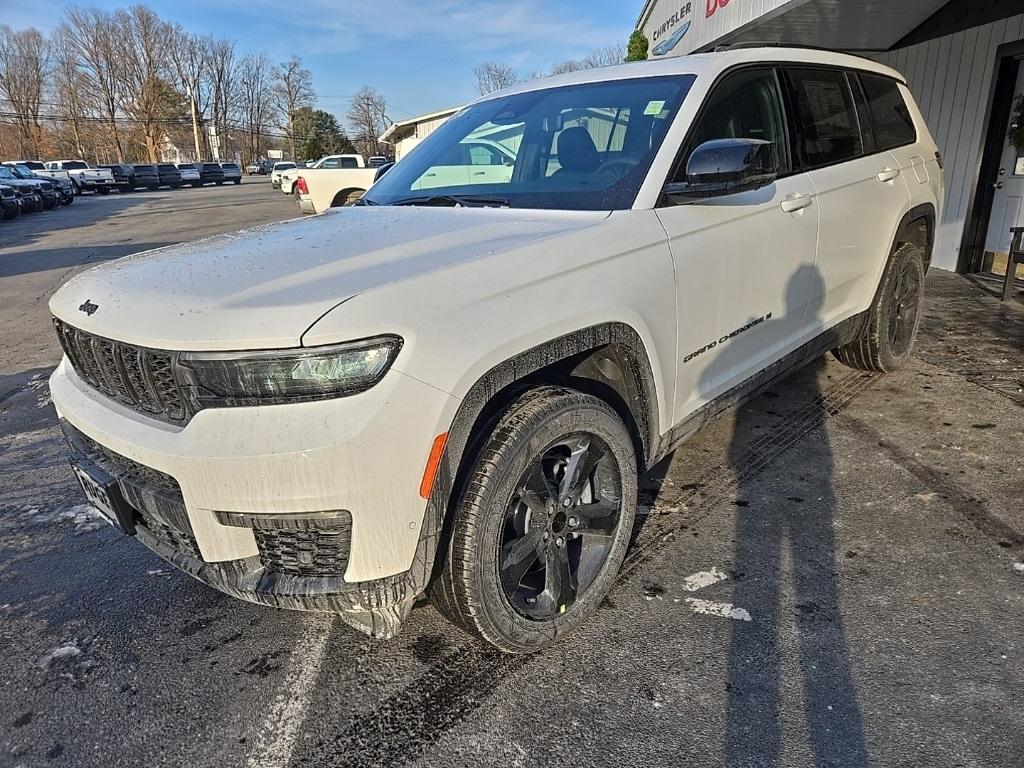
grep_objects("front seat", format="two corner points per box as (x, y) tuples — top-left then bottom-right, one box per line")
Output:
(555, 127), (600, 175)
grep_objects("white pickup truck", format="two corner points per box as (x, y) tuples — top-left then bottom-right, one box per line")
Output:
(10, 160), (72, 186)
(291, 154), (380, 214)
(44, 160), (116, 194)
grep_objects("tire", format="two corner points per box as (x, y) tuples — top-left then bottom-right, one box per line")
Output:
(216, 180), (224, 186)
(432, 386), (637, 654)
(834, 242), (926, 373)
(98, 186), (110, 195)
(233, 179), (241, 185)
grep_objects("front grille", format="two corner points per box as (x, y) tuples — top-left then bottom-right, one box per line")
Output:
(54, 319), (188, 424)
(62, 421), (201, 558)
(253, 523), (352, 578)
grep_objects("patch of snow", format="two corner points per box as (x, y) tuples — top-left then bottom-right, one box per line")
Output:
(37, 642), (81, 669)
(1012, 562), (1024, 573)
(686, 598), (752, 622)
(680, 567), (729, 593)
(57, 504), (107, 533)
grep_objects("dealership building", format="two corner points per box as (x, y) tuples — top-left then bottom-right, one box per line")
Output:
(636, 0), (1024, 276)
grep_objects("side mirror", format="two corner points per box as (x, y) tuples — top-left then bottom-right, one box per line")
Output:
(664, 138), (778, 203)
(373, 161), (396, 182)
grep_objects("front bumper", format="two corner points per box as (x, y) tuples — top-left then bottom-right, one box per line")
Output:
(50, 358), (458, 586)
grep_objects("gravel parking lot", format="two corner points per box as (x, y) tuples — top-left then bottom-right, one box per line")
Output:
(1, 182), (1022, 768)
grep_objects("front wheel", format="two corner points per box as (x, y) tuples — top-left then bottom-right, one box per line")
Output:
(834, 242), (925, 372)
(432, 386), (637, 654)
(98, 186), (110, 195)
(233, 178), (241, 185)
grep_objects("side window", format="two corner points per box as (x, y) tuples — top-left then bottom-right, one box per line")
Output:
(675, 68), (791, 181)
(320, 158), (341, 169)
(787, 68), (863, 168)
(858, 73), (917, 151)
(340, 157), (359, 169)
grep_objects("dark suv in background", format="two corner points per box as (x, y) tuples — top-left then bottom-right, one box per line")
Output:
(220, 162), (242, 184)
(156, 163), (183, 189)
(198, 162), (225, 186)
(132, 164), (160, 190)
(100, 164), (136, 193)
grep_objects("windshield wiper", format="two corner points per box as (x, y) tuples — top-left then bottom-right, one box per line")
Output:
(390, 194), (510, 208)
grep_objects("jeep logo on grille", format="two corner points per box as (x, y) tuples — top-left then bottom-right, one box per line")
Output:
(78, 299), (99, 316)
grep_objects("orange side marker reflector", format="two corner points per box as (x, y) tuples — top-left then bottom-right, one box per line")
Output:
(419, 432), (449, 499)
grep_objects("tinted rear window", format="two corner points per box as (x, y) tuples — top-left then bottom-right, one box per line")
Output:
(787, 68), (863, 168)
(158, 164), (177, 170)
(177, 163), (195, 169)
(222, 163), (239, 169)
(63, 161), (88, 169)
(134, 165), (156, 171)
(858, 73), (917, 151)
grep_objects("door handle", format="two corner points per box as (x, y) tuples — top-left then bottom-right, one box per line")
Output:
(781, 194), (813, 213)
(994, 181), (1005, 190)
(877, 168), (901, 183)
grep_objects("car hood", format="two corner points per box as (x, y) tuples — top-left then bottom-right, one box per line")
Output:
(49, 206), (609, 351)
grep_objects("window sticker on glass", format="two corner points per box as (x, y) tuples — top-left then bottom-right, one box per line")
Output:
(644, 100), (667, 116)
(1014, 154), (1024, 176)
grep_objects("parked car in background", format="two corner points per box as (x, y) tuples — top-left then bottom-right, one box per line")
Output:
(176, 163), (201, 187)
(131, 164), (160, 191)
(3, 163), (74, 205)
(99, 163), (136, 193)
(0, 167), (43, 212)
(197, 162), (225, 186)
(367, 155), (390, 167)
(0, 165), (58, 210)
(156, 163), (183, 189)
(0, 185), (21, 220)
(280, 154), (366, 196)
(269, 161), (296, 189)
(246, 159), (275, 175)
(220, 162), (242, 185)
(44, 160), (115, 195)
(9, 160), (73, 190)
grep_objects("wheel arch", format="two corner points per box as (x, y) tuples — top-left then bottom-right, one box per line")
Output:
(411, 322), (662, 596)
(330, 187), (367, 207)
(893, 202), (936, 270)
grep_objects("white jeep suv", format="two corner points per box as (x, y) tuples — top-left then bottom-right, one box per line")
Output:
(49, 48), (941, 653)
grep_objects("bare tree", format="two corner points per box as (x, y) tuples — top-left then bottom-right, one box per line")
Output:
(580, 43), (626, 69)
(272, 55), (314, 161)
(207, 38), (237, 160)
(168, 26), (211, 160)
(62, 7), (127, 159)
(116, 6), (180, 162)
(237, 51), (272, 164)
(346, 85), (388, 157)
(473, 61), (518, 96)
(51, 24), (95, 159)
(548, 60), (584, 76)
(0, 26), (51, 158)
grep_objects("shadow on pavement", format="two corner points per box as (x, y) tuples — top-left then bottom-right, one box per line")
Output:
(0, 242), (175, 279)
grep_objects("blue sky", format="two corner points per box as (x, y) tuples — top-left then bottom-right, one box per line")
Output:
(6, 0), (640, 122)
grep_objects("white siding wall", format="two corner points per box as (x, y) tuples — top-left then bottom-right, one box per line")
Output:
(877, 14), (1024, 271)
(641, 0), (801, 57)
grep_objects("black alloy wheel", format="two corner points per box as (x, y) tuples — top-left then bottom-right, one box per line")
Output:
(433, 386), (637, 653)
(499, 433), (622, 619)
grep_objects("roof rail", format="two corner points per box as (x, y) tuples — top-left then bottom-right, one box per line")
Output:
(711, 41), (883, 64)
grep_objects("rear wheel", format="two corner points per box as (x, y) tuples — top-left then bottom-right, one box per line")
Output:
(834, 242), (925, 372)
(98, 186), (110, 195)
(433, 387), (637, 654)
(233, 178), (241, 185)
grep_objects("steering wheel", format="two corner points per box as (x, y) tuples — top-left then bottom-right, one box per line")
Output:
(595, 159), (635, 179)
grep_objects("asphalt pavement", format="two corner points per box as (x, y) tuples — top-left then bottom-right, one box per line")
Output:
(0, 182), (1022, 768)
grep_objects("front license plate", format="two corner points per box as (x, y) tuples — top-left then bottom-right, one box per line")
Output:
(71, 462), (135, 535)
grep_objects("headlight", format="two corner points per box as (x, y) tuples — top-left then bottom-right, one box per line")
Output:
(177, 336), (403, 408)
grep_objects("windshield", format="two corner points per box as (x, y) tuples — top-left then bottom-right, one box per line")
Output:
(22, 161), (44, 170)
(12, 165), (35, 178)
(364, 75), (694, 210)
(0, 167), (18, 180)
